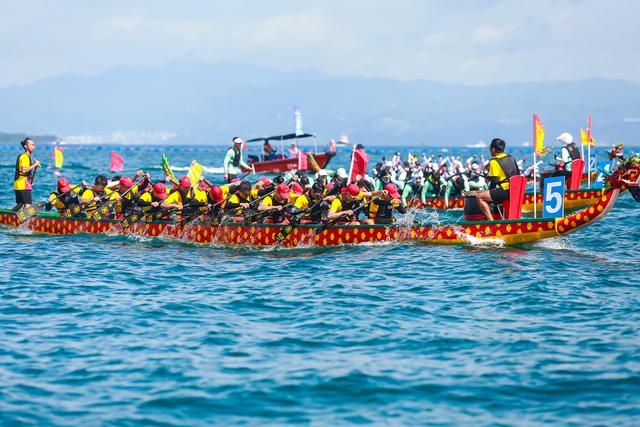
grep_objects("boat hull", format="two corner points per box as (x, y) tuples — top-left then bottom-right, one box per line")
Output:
(0, 189), (617, 247)
(242, 151), (335, 174)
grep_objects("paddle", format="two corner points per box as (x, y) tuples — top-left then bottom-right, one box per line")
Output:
(274, 196), (327, 244)
(16, 184), (83, 223)
(177, 190), (236, 227)
(315, 195), (382, 235)
(92, 176), (144, 221)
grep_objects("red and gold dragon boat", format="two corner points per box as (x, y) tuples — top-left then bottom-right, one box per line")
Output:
(1, 160), (638, 247)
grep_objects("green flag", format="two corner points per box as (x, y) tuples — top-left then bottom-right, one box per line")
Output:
(161, 153), (178, 184)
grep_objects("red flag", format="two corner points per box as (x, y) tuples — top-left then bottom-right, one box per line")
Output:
(350, 147), (368, 182)
(297, 151), (308, 170)
(110, 151), (124, 172)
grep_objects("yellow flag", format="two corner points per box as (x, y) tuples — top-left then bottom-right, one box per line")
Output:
(53, 146), (64, 169)
(187, 160), (204, 185)
(533, 114), (548, 156)
(580, 128), (589, 146)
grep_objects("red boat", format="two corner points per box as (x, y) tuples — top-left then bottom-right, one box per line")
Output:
(242, 133), (336, 174)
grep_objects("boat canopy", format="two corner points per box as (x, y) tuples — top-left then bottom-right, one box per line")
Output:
(246, 133), (315, 143)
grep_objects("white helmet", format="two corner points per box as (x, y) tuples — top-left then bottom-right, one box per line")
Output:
(336, 168), (348, 179)
(557, 132), (574, 145)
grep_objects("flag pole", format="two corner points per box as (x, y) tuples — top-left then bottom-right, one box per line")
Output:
(587, 143), (591, 189)
(533, 115), (537, 219)
(347, 144), (356, 184)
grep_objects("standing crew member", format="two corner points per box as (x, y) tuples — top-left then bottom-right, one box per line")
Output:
(12, 138), (41, 211)
(474, 138), (520, 220)
(223, 137), (252, 183)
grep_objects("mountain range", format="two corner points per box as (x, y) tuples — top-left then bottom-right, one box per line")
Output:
(0, 57), (638, 146)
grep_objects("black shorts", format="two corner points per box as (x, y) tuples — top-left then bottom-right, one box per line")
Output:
(489, 187), (510, 203)
(15, 190), (32, 204)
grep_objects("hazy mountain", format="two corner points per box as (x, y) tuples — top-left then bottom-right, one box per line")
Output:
(0, 57), (638, 146)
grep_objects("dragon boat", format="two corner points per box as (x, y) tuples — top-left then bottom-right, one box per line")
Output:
(1, 159), (638, 247)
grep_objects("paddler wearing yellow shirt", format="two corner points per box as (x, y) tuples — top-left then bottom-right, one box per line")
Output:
(327, 183), (384, 225)
(160, 176), (207, 219)
(223, 181), (253, 221)
(80, 175), (117, 217)
(257, 183), (291, 224)
(474, 138), (520, 220)
(48, 178), (85, 215)
(292, 182), (327, 224)
(12, 138), (41, 211)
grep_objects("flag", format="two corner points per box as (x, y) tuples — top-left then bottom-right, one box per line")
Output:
(297, 151), (308, 170)
(188, 160), (204, 186)
(533, 114), (547, 157)
(580, 128), (589, 146)
(161, 153), (178, 184)
(110, 151), (124, 172)
(329, 139), (337, 153)
(350, 147), (369, 182)
(294, 107), (303, 136)
(53, 146), (63, 169)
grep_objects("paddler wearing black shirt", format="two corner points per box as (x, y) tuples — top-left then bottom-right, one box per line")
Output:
(258, 183), (291, 224)
(224, 181), (253, 220)
(473, 138), (520, 221)
(368, 183), (406, 224)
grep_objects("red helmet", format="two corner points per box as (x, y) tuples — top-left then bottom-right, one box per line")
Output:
(119, 176), (133, 187)
(258, 177), (272, 186)
(209, 186), (224, 202)
(291, 182), (304, 195)
(342, 183), (360, 197)
(178, 176), (191, 190)
(384, 183), (401, 199)
(57, 178), (71, 192)
(153, 182), (168, 200)
(276, 183), (290, 200)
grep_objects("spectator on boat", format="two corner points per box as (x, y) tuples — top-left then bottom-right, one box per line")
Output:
(289, 143), (299, 158)
(368, 183), (406, 224)
(224, 181), (253, 220)
(473, 138), (520, 220)
(258, 183), (291, 224)
(262, 140), (276, 161)
(12, 138), (41, 211)
(47, 178), (84, 215)
(223, 137), (252, 183)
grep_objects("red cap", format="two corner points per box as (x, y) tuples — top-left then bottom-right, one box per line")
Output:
(258, 177), (272, 186)
(276, 183), (290, 199)
(342, 183), (360, 197)
(384, 183), (401, 199)
(209, 186), (224, 202)
(119, 176), (133, 187)
(291, 182), (304, 195)
(231, 178), (241, 184)
(57, 178), (71, 192)
(200, 181), (211, 191)
(153, 182), (168, 200)
(179, 176), (191, 190)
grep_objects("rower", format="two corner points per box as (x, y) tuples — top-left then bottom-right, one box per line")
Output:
(258, 183), (291, 224)
(137, 182), (170, 218)
(48, 178), (85, 215)
(293, 182), (327, 224)
(160, 176), (206, 218)
(207, 186), (225, 219)
(80, 175), (116, 217)
(325, 168), (349, 196)
(289, 182), (304, 203)
(327, 183), (364, 225)
(114, 177), (137, 218)
(368, 183), (406, 224)
(12, 138), (41, 211)
(401, 175), (423, 208)
(223, 181), (253, 221)
(223, 137), (252, 183)
(251, 177), (273, 199)
(474, 138), (520, 220)
(422, 169), (446, 202)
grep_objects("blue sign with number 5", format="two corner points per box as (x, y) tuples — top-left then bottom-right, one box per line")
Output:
(543, 176), (565, 218)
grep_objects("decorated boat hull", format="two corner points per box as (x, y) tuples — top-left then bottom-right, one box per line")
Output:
(0, 187), (624, 247)
(411, 188), (604, 212)
(242, 151), (335, 174)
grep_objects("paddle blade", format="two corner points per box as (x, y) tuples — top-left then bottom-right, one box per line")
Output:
(628, 185), (640, 202)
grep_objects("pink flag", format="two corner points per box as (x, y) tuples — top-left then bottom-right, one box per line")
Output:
(298, 151), (308, 170)
(350, 147), (369, 182)
(110, 151), (124, 172)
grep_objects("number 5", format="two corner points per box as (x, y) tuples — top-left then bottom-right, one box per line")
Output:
(545, 181), (563, 214)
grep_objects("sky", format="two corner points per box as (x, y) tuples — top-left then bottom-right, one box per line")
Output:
(0, 0), (638, 88)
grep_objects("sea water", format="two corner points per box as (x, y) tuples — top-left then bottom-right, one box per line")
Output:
(0, 144), (639, 426)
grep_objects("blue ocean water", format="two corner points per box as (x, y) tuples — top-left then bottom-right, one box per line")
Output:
(1, 143), (639, 426)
